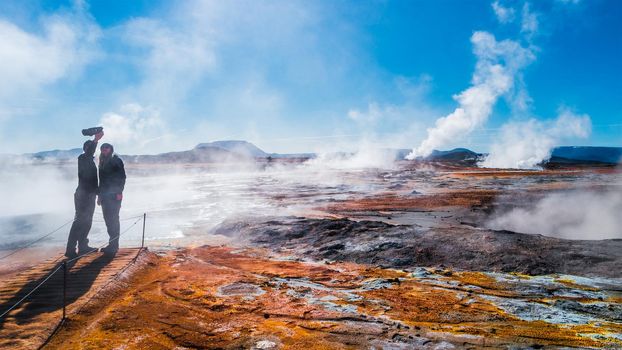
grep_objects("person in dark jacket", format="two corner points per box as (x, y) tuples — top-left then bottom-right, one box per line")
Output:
(65, 131), (103, 258)
(98, 143), (126, 256)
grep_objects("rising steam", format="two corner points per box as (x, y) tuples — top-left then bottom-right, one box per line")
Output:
(488, 187), (622, 240)
(99, 103), (169, 154)
(406, 31), (535, 159)
(481, 109), (591, 169)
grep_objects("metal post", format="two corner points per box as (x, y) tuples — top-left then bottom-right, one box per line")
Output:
(141, 213), (146, 248)
(62, 261), (67, 320)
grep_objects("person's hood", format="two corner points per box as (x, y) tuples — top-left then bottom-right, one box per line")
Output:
(100, 143), (114, 154)
(83, 140), (96, 156)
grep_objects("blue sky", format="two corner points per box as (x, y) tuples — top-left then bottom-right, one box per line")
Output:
(0, 0), (619, 154)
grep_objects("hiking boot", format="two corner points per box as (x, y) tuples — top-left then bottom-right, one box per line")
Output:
(64, 250), (78, 259)
(101, 246), (118, 257)
(78, 245), (98, 255)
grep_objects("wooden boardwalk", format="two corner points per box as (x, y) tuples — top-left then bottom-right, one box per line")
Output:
(0, 248), (143, 349)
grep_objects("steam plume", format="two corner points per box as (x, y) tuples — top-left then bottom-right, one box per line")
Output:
(406, 31), (535, 159)
(488, 188), (622, 240)
(99, 103), (169, 154)
(481, 109), (591, 169)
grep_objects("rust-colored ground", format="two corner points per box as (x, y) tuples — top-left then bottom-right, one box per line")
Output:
(44, 246), (622, 349)
(443, 169), (577, 178)
(3, 166), (620, 349)
(321, 190), (500, 213)
(318, 167), (618, 217)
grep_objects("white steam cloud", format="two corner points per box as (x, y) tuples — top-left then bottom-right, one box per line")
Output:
(488, 188), (622, 240)
(332, 76), (438, 169)
(306, 145), (397, 170)
(99, 103), (169, 154)
(492, 1), (516, 23)
(0, 164), (74, 218)
(0, 4), (99, 122)
(520, 3), (539, 39)
(407, 31), (535, 159)
(481, 109), (591, 169)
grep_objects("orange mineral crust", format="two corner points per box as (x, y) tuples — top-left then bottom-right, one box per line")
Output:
(46, 247), (622, 349)
(320, 190), (500, 213)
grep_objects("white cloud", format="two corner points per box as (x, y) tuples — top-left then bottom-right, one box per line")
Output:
(348, 102), (394, 125)
(313, 75), (437, 168)
(407, 31), (535, 158)
(0, 7), (99, 119)
(347, 75), (434, 126)
(492, 1), (516, 23)
(120, 16), (217, 104)
(107, 0), (359, 154)
(344, 75), (438, 147)
(99, 103), (169, 154)
(481, 108), (591, 169)
(117, 1), (338, 108)
(520, 2), (539, 38)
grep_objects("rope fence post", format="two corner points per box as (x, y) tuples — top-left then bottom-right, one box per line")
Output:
(62, 261), (67, 320)
(141, 213), (146, 249)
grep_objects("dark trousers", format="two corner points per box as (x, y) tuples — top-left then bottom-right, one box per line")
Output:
(66, 190), (96, 253)
(101, 194), (122, 251)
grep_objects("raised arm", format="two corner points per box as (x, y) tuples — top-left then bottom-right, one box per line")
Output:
(93, 130), (104, 147)
(84, 131), (104, 157)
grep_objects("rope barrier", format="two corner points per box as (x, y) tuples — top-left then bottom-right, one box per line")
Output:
(91, 214), (145, 223)
(65, 217), (142, 264)
(36, 245), (147, 350)
(0, 214), (145, 323)
(0, 264), (64, 319)
(0, 218), (76, 261)
(0, 214), (145, 261)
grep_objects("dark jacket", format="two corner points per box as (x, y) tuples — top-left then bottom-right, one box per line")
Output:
(77, 142), (98, 194)
(99, 155), (126, 195)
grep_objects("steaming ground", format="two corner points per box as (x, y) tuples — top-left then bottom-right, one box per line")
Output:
(488, 188), (622, 240)
(0, 160), (620, 259)
(0, 161), (389, 251)
(3, 160), (622, 349)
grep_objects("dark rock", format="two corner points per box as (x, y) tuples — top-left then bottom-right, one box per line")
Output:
(214, 217), (622, 278)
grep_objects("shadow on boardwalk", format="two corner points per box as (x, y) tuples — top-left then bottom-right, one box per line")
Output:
(0, 253), (112, 330)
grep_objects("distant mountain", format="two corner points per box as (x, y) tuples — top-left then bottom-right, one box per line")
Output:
(397, 148), (483, 166)
(123, 141), (314, 164)
(548, 146), (622, 165)
(122, 146), (246, 164)
(393, 147), (484, 166)
(123, 141), (265, 164)
(268, 152), (316, 159)
(195, 140), (267, 158)
(19, 143), (621, 167)
(28, 148), (82, 161)
(426, 148), (483, 162)
(19, 140), (317, 164)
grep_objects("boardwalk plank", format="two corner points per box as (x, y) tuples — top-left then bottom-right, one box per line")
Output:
(0, 248), (142, 350)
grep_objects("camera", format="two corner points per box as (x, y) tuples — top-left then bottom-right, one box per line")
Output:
(82, 127), (104, 136)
